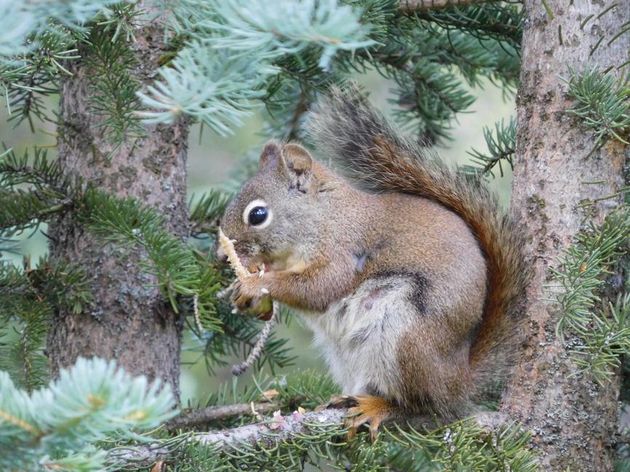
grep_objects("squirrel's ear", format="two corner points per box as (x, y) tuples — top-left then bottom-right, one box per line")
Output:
(281, 143), (313, 192)
(259, 141), (282, 171)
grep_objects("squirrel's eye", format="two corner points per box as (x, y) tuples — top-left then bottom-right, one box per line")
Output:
(249, 206), (268, 226)
(242, 199), (272, 229)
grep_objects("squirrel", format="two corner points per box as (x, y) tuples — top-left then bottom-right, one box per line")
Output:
(219, 87), (527, 436)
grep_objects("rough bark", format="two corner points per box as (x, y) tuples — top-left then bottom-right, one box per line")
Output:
(399, 0), (490, 11)
(46, 6), (188, 399)
(107, 408), (348, 468)
(107, 409), (508, 467)
(165, 401), (282, 431)
(502, 0), (628, 470)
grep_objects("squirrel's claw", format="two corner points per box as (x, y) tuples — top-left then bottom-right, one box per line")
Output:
(326, 395), (392, 441)
(346, 395), (391, 441)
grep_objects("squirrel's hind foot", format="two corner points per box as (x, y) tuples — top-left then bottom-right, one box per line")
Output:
(325, 395), (392, 441)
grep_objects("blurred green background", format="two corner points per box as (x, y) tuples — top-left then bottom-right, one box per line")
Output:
(0, 71), (513, 406)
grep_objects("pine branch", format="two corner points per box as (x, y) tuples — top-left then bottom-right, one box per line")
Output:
(552, 210), (628, 337)
(84, 23), (144, 144)
(0, 146), (74, 194)
(391, 60), (476, 143)
(0, 0), (118, 58)
(0, 237), (17, 258)
(389, 414), (535, 471)
(285, 88), (311, 141)
(355, 14), (518, 142)
(263, 80), (313, 141)
(79, 189), (223, 331)
(96, 2), (142, 43)
(1, 27), (79, 129)
(411, 3), (522, 47)
(0, 190), (70, 235)
(189, 300), (296, 376)
(551, 209), (630, 385)
(462, 117), (516, 177)
(400, 0), (497, 11)
(137, 0), (376, 130)
(0, 263), (36, 305)
(137, 46), (275, 134)
(0, 303), (49, 392)
(565, 67), (630, 146)
(104, 365), (534, 470)
(106, 410), (524, 469)
(195, 407), (347, 447)
(172, 0), (375, 69)
(165, 401), (281, 431)
(0, 257), (93, 391)
(107, 408), (348, 467)
(1, 257), (93, 318)
(29, 259), (94, 315)
(570, 294), (630, 385)
(0, 357), (176, 471)
(165, 369), (340, 436)
(0, 1), (123, 128)
(138, 0), (521, 143)
(0, 147), (77, 236)
(189, 190), (231, 236)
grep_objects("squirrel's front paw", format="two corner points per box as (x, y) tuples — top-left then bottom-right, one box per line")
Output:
(232, 278), (273, 319)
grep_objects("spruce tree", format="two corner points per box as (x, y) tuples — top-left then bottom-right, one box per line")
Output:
(0, 0), (627, 470)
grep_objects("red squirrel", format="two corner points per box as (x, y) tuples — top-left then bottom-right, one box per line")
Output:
(219, 87), (527, 436)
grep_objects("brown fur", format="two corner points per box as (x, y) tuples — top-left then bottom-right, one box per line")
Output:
(221, 88), (527, 422)
(369, 139), (523, 372)
(306, 87), (529, 396)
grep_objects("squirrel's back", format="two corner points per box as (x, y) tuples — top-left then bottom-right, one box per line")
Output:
(306, 87), (528, 394)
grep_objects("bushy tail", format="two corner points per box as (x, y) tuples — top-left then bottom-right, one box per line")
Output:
(306, 86), (528, 390)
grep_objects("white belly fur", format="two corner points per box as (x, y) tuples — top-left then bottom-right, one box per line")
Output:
(298, 276), (418, 400)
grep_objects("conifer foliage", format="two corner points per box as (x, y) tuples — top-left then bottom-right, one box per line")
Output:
(0, 357), (175, 471)
(0, 0), (627, 470)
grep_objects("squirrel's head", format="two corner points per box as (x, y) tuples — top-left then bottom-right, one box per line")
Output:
(219, 141), (340, 272)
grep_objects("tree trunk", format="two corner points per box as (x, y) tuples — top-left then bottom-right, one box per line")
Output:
(46, 9), (188, 399)
(503, 0), (628, 469)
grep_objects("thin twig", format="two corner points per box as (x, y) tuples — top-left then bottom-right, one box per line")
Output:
(165, 401), (281, 431)
(399, 0), (494, 11)
(286, 89), (310, 141)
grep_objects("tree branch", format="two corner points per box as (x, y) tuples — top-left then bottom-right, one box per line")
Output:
(165, 401), (281, 431)
(285, 88), (310, 141)
(400, 0), (492, 11)
(107, 408), (348, 468)
(193, 407), (346, 447)
(107, 408), (511, 469)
